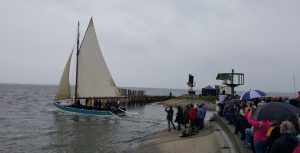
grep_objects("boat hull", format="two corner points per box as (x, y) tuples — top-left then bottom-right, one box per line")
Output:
(53, 102), (115, 117)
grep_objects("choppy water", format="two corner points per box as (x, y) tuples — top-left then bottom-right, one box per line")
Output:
(0, 84), (167, 153)
(0, 83), (295, 153)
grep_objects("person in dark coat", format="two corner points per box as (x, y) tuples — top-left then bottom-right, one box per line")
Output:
(175, 106), (184, 130)
(266, 121), (282, 152)
(270, 121), (299, 153)
(75, 99), (81, 108)
(165, 106), (176, 131)
(183, 105), (189, 128)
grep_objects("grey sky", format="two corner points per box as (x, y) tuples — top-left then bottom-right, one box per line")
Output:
(0, 0), (299, 93)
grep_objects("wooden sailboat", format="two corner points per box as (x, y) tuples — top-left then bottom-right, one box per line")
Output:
(53, 18), (124, 116)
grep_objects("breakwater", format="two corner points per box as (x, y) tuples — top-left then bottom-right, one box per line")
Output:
(119, 88), (175, 105)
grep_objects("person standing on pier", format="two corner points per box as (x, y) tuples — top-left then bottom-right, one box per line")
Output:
(183, 105), (189, 129)
(165, 106), (176, 132)
(189, 104), (197, 134)
(175, 106), (184, 130)
(270, 121), (298, 153)
(218, 90), (227, 116)
(246, 109), (271, 153)
(196, 104), (206, 131)
(169, 92), (173, 98)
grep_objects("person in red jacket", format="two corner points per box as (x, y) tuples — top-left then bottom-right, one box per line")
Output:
(246, 110), (271, 153)
(188, 104), (197, 134)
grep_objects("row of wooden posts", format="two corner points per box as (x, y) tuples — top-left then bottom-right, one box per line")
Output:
(118, 88), (174, 105)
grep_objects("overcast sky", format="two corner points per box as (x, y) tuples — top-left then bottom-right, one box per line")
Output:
(0, 0), (299, 93)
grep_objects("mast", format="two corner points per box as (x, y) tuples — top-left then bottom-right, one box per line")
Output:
(75, 21), (80, 99)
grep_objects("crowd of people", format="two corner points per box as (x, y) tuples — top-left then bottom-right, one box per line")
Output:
(217, 91), (300, 153)
(69, 98), (125, 114)
(164, 103), (207, 137)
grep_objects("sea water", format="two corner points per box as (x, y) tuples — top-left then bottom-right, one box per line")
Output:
(0, 84), (295, 153)
(0, 84), (167, 153)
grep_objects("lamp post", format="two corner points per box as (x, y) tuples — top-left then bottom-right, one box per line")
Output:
(187, 74), (195, 100)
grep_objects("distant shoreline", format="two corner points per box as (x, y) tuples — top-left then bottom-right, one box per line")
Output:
(0, 83), (296, 98)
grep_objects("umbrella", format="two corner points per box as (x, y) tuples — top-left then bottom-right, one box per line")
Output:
(240, 90), (266, 101)
(251, 102), (300, 121)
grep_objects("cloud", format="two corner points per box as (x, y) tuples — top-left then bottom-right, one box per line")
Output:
(0, 0), (299, 93)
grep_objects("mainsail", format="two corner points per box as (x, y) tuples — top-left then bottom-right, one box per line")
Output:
(55, 18), (121, 100)
(55, 50), (73, 100)
(76, 19), (121, 98)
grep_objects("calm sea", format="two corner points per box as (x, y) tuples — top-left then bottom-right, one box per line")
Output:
(0, 84), (295, 153)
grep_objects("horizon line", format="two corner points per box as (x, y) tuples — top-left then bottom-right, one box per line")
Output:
(0, 82), (296, 94)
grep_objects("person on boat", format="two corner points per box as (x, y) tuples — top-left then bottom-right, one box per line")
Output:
(75, 99), (81, 108)
(93, 99), (99, 110)
(85, 99), (88, 108)
(86, 98), (93, 109)
(106, 101), (111, 111)
(165, 106), (176, 132)
(100, 100), (106, 110)
(98, 99), (102, 110)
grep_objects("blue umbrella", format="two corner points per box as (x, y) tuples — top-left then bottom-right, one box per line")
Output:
(240, 90), (266, 100)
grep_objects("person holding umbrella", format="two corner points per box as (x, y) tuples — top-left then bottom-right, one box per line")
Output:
(240, 89), (267, 101)
(246, 109), (271, 153)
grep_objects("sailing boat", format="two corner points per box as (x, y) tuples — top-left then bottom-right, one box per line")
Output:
(53, 18), (124, 116)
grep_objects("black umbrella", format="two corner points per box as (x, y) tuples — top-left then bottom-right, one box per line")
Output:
(251, 102), (300, 121)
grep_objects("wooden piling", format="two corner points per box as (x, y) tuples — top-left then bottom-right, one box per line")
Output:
(118, 88), (175, 106)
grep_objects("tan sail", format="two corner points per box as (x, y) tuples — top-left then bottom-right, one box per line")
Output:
(76, 19), (121, 98)
(55, 50), (73, 100)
